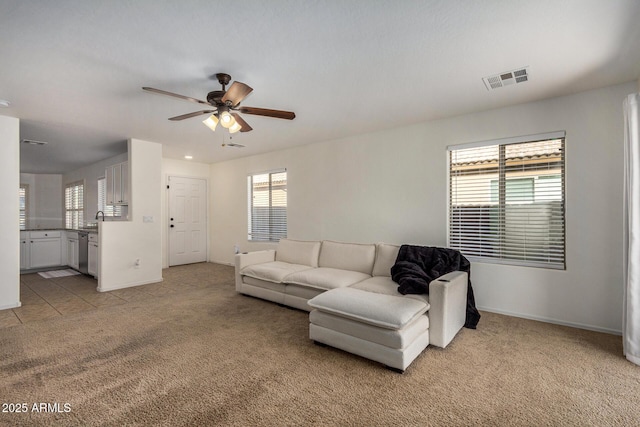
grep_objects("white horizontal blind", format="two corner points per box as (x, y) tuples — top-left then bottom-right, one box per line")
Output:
(19, 185), (27, 230)
(98, 178), (121, 217)
(448, 134), (565, 269)
(65, 181), (84, 229)
(247, 169), (287, 242)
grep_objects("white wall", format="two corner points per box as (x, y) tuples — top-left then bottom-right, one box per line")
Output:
(19, 173), (63, 229)
(99, 139), (162, 291)
(64, 152), (128, 223)
(210, 81), (637, 334)
(0, 115), (20, 309)
(161, 158), (210, 268)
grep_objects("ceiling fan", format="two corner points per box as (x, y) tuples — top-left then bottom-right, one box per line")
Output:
(143, 73), (295, 133)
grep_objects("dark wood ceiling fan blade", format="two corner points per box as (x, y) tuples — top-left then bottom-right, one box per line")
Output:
(142, 87), (211, 106)
(222, 82), (253, 106)
(232, 113), (253, 132)
(237, 106), (296, 120)
(168, 110), (215, 121)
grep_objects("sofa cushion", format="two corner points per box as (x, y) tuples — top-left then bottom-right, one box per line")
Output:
(308, 287), (429, 330)
(372, 243), (400, 277)
(318, 241), (376, 274)
(351, 276), (430, 305)
(276, 239), (321, 267)
(284, 267), (371, 290)
(241, 261), (313, 284)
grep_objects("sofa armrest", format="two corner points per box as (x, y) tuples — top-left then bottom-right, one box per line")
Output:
(427, 271), (468, 348)
(234, 250), (276, 291)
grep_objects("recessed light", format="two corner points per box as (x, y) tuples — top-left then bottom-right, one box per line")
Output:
(0, 100), (10, 108)
(184, 155), (193, 160)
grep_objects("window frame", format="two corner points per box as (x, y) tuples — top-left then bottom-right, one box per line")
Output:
(19, 184), (28, 230)
(65, 180), (85, 229)
(447, 131), (566, 270)
(247, 168), (287, 242)
(98, 176), (122, 218)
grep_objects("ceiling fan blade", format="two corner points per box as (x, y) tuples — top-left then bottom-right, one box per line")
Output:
(232, 113), (253, 132)
(142, 87), (211, 106)
(222, 81), (253, 107)
(237, 106), (296, 120)
(168, 110), (214, 121)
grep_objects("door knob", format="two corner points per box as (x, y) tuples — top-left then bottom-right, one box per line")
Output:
(170, 224), (174, 228)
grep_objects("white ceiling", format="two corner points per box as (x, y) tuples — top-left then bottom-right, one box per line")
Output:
(2, 0), (639, 174)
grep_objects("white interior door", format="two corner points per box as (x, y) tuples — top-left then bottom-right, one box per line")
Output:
(169, 176), (207, 266)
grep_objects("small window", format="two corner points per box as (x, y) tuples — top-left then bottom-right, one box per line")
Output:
(65, 181), (84, 229)
(448, 132), (565, 269)
(19, 185), (28, 230)
(247, 169), (287, 242)
(98, 177), (122, 217)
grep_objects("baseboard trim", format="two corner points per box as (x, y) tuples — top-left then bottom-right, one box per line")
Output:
(210, 259), (234, 267)
(477, 305), (622, 336)
(98, 277), (164, 293)
(0, 301), (22, 310)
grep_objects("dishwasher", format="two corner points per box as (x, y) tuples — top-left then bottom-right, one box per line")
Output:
(78, 231), (89, 274)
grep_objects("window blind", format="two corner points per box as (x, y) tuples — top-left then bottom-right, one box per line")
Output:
(448, 133), (565, 269)
(65, 181), (84, 229)
(98, 177), (121, 217)
(19, 185), (27, 230)
(247, 169), (287, 242)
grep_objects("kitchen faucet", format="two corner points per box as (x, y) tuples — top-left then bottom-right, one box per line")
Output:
(95, 211), (105, 221)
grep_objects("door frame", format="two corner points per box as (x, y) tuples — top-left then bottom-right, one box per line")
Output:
(165, 174), (209, 268)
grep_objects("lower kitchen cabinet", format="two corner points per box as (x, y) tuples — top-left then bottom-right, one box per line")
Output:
(67, 233), (79, 270)
(20, 235), (29, 270)
(88, 233), (98, 278)
(25, 231), (62, 270)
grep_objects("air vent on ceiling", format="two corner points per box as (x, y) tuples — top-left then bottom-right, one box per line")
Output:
(483, 67), (530, 91)
(21, 139), (49, 146)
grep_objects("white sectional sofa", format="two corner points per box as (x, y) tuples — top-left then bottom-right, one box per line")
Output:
(235, 239), (468, 372)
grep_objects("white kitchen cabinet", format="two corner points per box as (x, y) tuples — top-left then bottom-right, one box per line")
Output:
(28, 231), (62, 269)
(106, 161), (129, 205)
(20, 232), (30, 270)
(88, 233), (98, 278)
(67, 232), (79, 270)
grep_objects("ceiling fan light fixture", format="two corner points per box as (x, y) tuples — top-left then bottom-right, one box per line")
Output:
(202, 114), (218, 131)
(229, 121), (242, 134)
(219, 110), (235, 128)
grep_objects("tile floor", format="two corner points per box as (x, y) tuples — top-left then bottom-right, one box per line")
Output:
(0, 263), (223, 328)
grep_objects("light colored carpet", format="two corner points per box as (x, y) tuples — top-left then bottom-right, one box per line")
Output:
(1, 263), (639, 426)
(37, 269), (81, 279)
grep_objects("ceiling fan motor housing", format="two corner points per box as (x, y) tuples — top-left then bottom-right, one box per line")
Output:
(206, 90), (225, 105)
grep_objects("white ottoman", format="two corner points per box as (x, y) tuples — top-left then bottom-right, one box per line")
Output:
(308, 287), (430, 373)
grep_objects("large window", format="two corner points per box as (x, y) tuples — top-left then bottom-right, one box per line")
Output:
(65, 181), (84, 229)
(247, 169), (287, 242)
(19, 185), (28, 230)
(448, 132), (565, 269)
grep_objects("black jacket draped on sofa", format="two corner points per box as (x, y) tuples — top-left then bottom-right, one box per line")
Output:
(390, 245), (480, 329)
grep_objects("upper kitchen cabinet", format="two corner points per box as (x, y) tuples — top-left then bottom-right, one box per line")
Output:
(106, 161), (128, 205)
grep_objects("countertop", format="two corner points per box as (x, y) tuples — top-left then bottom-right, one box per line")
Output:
(22, 228), (98, 234)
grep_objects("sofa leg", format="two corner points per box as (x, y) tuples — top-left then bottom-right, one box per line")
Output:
(386, 366), (405, 374)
